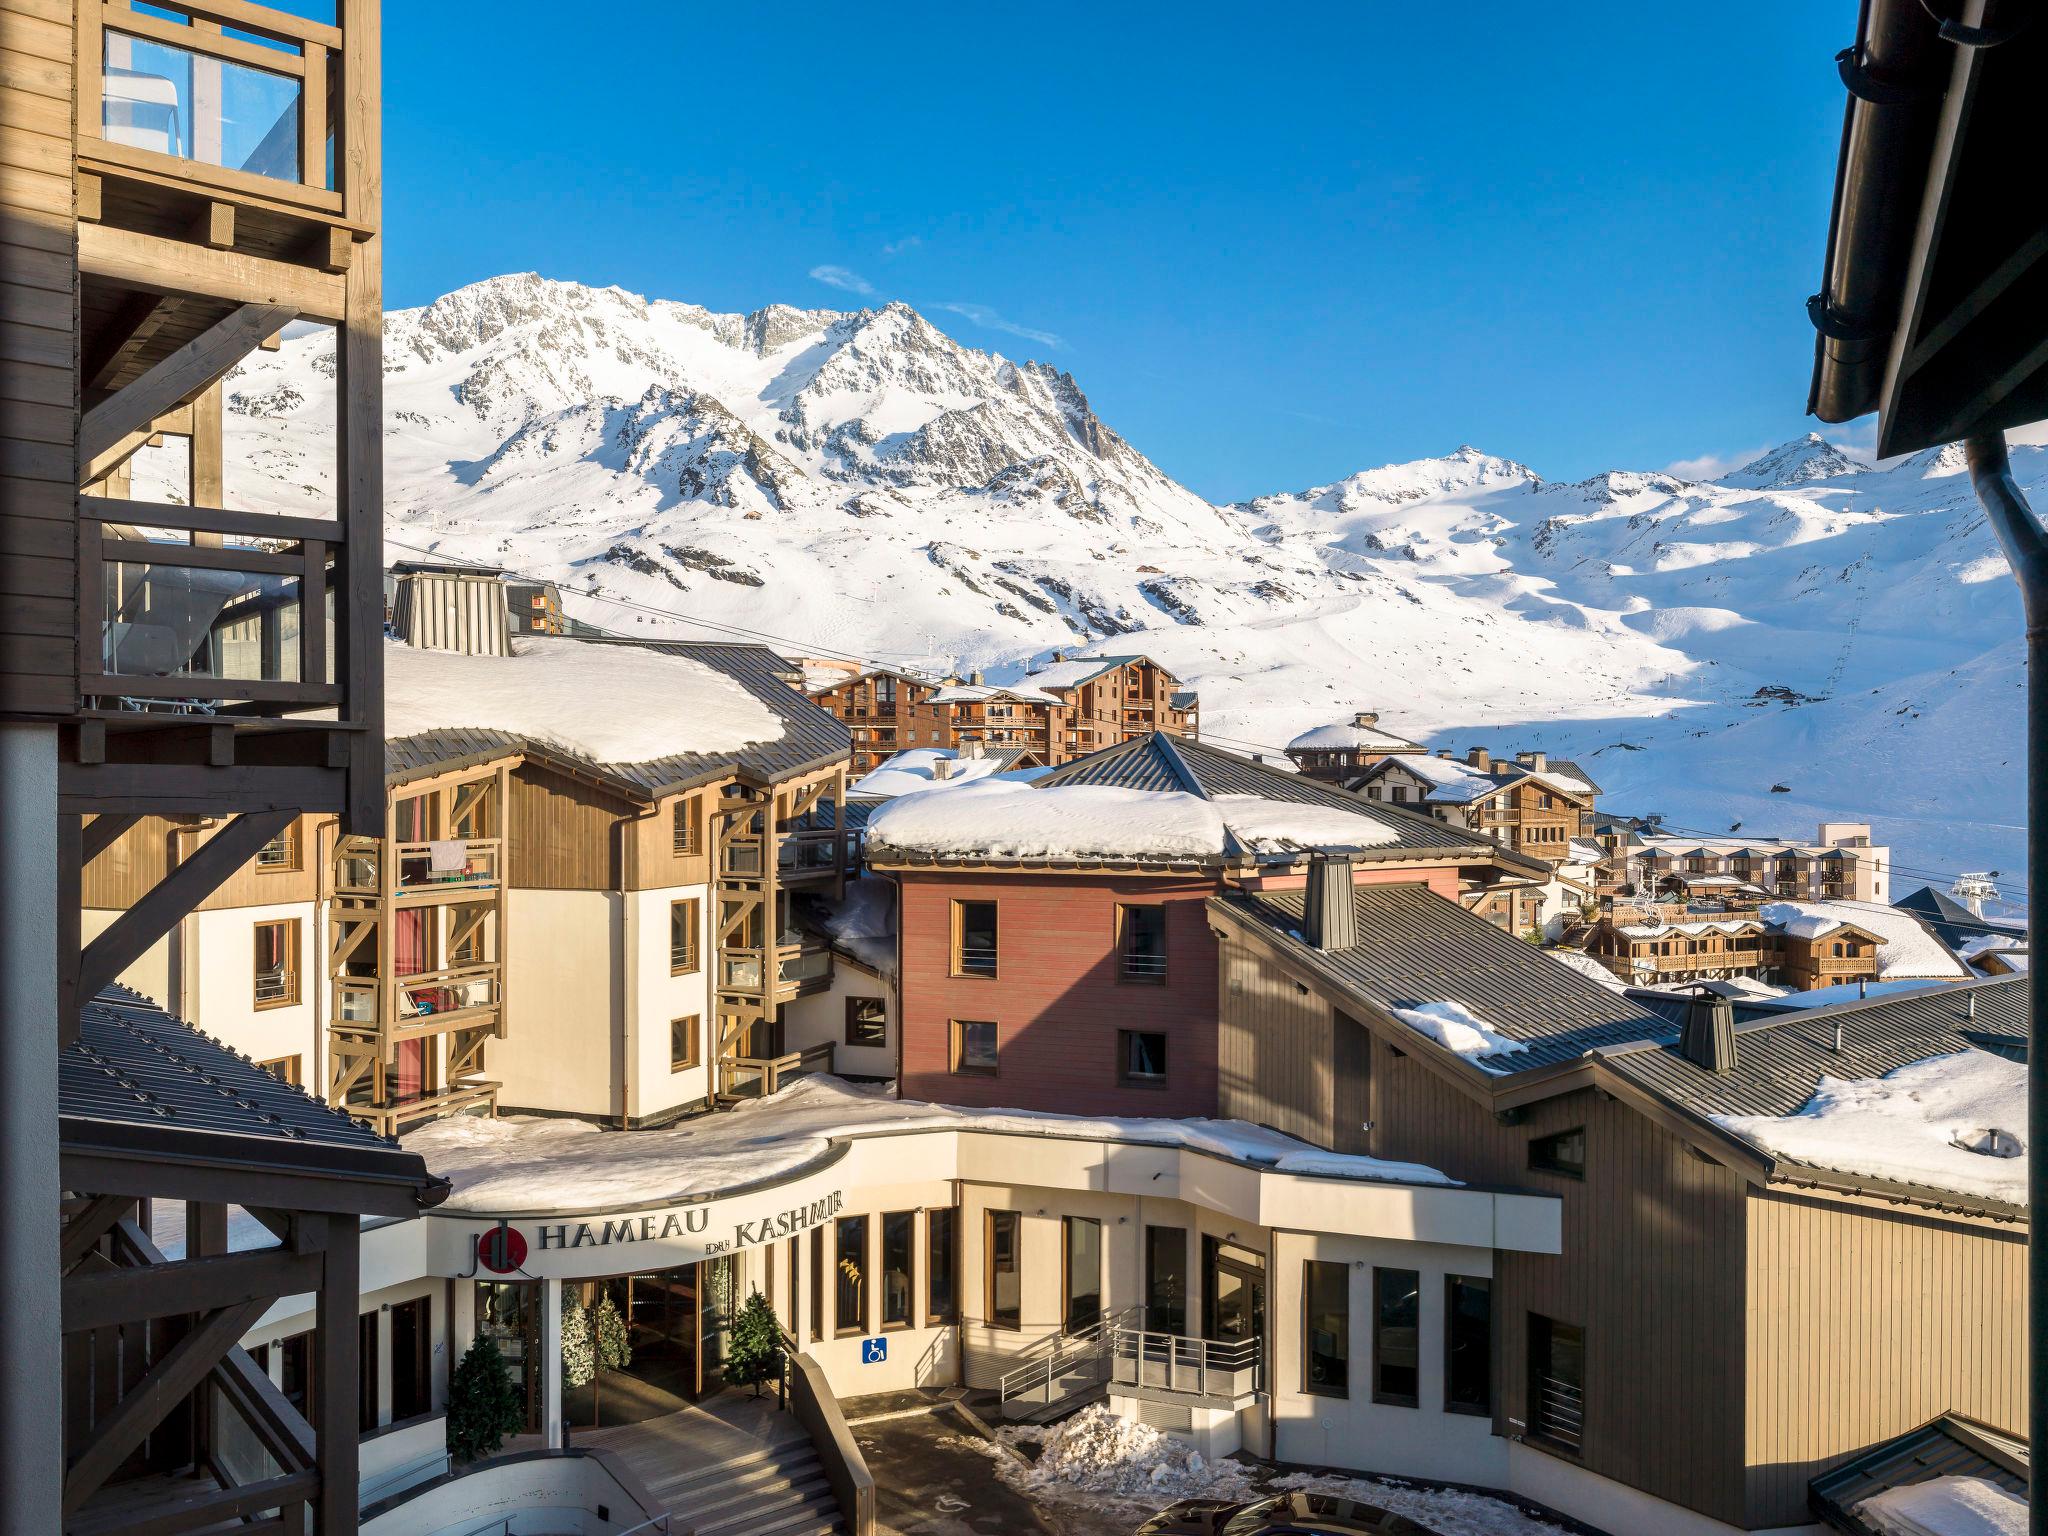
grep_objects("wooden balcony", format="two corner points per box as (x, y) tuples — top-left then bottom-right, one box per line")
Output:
(390, 837), (503, 903)
(715, 1042), (835, 1105)
(348, 1078), (499, 1138)
(719, 942), (833, 1002)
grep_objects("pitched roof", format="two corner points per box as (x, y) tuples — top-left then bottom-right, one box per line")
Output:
(1041, 734), (1547, 870)
(1895, 884), (2024, 957)
(1022, 654), (1159, 692)
(1215, 883), (1672, 1072)
(1809, 1413), (2028, 1535)
(1363, 752), (1601, 804)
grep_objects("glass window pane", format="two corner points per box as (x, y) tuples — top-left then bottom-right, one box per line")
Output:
(1303, 1261), (1348, 1397)
(1063, 1217), (1102, 1332)
(882, 1212), (914, 1328)
(1120, 905), (1168, 981)
(103, 559), (305, 681)
(955, 901), (998, 976)
(1445, 1276), (1491, 1415)
(988, 1211), (1020, 1329)
(1374, 1268), (1420, 1406)
(926, 1209), (958, 1324)
(1145, 1226), (1187, 1335)
(953, 1020), (998, 1075)
(834, 1216), (866, 1335)
(103, 30), (309, 185)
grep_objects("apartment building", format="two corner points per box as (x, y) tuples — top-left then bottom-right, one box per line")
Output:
(1284, 711), (1427, 782)
(1211, 865), (2025, 1535)
(805, 666), (951, 774)
(1612, 823), (1893, 905)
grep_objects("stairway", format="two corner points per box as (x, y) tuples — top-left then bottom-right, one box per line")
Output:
(646, 1436), (845, 1536)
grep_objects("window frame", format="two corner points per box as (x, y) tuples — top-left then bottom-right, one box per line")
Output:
(670, 1014), (700, 1073)
(672, 797), (701, 857)
(1529, 1127), (1587, 1180)
(358, 1310), (379, 1432)
(1117, 1029), (1168, 1089)
(669, 897), (701, 975)
(834, 1214), (869, 1338)
(845, 996), (887, 1050)
(926, 1207), (959, 1326)
(257, 1054), (302, 1086)
(1443, 1275), (1492, 1418)
(1372, 1266), (1422, 1409)
(1143, 1224), (1188, 1336)
(256, 821), (300, 872)
(809, 1226), (825, 1344)
(950, 898), (1000, 979)
(252, 917), (300, 1010)
(985, 1209), (1022, 1331)
(1527, 1313), (1586, 1455)
(388, 1294), (432, 1422)
(1115, 902), (1169, 985)
(1060, 1215), (1104, 1334)
(949, 1018), (999, 1077)
(1301, 1259), (1350, 1399)
(880, 1211), (916, 1332)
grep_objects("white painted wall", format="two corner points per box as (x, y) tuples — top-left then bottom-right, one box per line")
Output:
(621, 883), (713, 1123)
(781, 957), (896, 1080)
(495, 889), (620, 1118)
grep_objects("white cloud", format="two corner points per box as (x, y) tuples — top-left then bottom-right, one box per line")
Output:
(1660, 444), (1769, 481)
(881, 236), (922, 257)
(809, 264), (875, 297)
(931, 302), (1063, 350)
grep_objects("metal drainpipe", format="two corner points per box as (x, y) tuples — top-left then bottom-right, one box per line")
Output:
(1962, 431), (2047, 1509)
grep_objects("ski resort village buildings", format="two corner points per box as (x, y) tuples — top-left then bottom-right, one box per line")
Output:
(1284, 711), (1428, 782)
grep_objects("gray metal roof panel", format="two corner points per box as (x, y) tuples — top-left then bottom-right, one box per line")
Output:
(1809, 1414), (2027, 1533)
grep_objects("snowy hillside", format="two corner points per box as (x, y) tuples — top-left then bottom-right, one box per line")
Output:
(167, 274), (2032, 893)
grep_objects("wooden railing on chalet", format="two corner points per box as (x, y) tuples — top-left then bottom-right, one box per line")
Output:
(716, 1042), (835, 1104)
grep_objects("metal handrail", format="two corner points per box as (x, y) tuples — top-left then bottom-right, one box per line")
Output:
(995, 1306), (1140, 1409)
(1109, 1327), (1262, 1398)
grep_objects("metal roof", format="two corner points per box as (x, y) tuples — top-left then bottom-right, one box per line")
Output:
(384, 638), (850, 795)
(1217, 884), (1674, 1072)
(1809, 1413), (2027, 1533)
(62, 987), (441, 1196)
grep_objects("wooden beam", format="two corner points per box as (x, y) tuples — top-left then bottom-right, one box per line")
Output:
(76, 169), (102, 223)
(79, 303), (296, 484)
(314, 1215), (359, 1528)
(80, 813), (140, 866)
(64, 1246), (322, 1334)
(61, 1296), (270, 1514)
(82, 293), (180, 393)
(78, 223), (343, 325)
(57, 1195), (133, 1272)
(76, 810), (295, 1003)
(194, 200), (236, 250)
(210, 1346), (317, 1474)
(64, 1468), (317, 1536)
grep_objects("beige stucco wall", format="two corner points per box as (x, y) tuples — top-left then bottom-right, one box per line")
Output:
(495, 889), (620, 1118)
(621, 882), (714, 1122)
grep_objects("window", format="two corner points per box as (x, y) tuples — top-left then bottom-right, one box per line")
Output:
(1529, 1127), (1586, 1179)
(257, 822), (299, 871)
(1374, 1267), (1420, 1407)
(952, 900), (998, 977)
(359, 1311), (379, 1432)
(670, 1015), (700, 1073)
(390, 1296), (432, 1420)
(810, 1227), (824, 1343)
(1117, 904), (1168, 982)
(1303, 1260), (1349, 1398)
(986, 1210), (1021, 1330)
(1528, 1315), (1585, 1453)
(672, 798), (700, 856)
(257, 1054), (302, 1087)
(834, 1215), (868, 1336)
(950, 1019), (998, 1076)
(277, 1331), (313, 1422)
(881, 1212), (915, 1330)
(1062, 1216), (1103, 1332)
(1119, 1030), (1167, 1088)
(253, 919), (299, 1008)
(927, 1208), (959, 1325)
(1445, 1276), (1491, 1416)
(670, 898), (700, 974)
(845, 997), (886, 1049)
(1145, 1226), (1188, 1335)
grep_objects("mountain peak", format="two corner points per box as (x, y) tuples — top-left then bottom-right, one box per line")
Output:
(1718, 433), (1863, 489)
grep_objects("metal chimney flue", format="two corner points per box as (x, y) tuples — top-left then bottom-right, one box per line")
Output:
(1680, 994), (1738, 1074)
(1303, 853), (1358, 951)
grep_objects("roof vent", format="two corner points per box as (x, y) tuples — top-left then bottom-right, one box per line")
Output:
(933, 758), (954, 780)
(1303, 853), (1358, 951)
(1467, 747), (1491, 770)
(1680, 994), (1738, 1074)
(961, 739), (984, 760)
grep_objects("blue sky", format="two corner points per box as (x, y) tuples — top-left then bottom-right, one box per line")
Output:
(382, 3), (1855, 501)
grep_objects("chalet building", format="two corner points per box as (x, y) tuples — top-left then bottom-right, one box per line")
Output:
(1610, 823), (1892, 905)
(1210, 866), (2026, 1536)
(805, 666), (951, 774)
(1284, 711), (1427, 782)
(1018, 652), (1198, 750)
(1580, 913), (1889, 991)
(1353, 749), (1603, 936)
(864, 732), (1549, 1118)
(503, 577), (567, 636)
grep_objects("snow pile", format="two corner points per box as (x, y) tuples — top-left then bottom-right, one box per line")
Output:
(405, 1074), (1458, 1214)
(1286, 719), (1421, 752)
(1856, 1475), (2026, 1536)
(1761, 901), (1970, 979)
(851, 748), (1046, 799)
(814, 876), (897, 977)
(385, 637), (780, 764)
(1715, 1050), (2026, 1205)
(867, 781), (1222, 861)
(1212, 793), (1399, 852)
(1390, 1000), (1530, 1070)
(1544, 948), (1630, 993)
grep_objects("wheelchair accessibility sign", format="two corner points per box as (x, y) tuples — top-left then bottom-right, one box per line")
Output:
(861, 1337), (887, 1365)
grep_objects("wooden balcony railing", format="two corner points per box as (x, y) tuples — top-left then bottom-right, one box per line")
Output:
(348, 1079), (498, 1138)
(717, 1042), (835, 1102)
(719, 943), (832, 998)
(392, 838), (501, 898)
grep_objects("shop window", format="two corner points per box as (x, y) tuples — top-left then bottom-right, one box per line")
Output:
(253, 919), (300, 1008)
(257, 1054), (302, 1087)
(952, 900), (998, 977)
(670, 1015), (700, 1073)
(926, 1208), (958, 1325)
(845, 997), (886, 1049)
(1302, 1260), (1348, 1398)
(390, 1295), (432, 1420)
(256, 822), (300, 871)
(881, 1212), (915, 1330)
(1062, 1217), (1102, 1333)
(1445, 1276), (1491, 1417)
(672, 798), (700, 856)
(810, 1227), (824, 1343)
(1117, 904), (1168, 982)
(835, 1215), (868, 1336)
(986, 1210), (1021, 1330)
(1528, 1315), (1585, 1453)
(1145, 1225), (1188, 1335)
(1374, 1267), (1420, 1407)
(1119, 1030), (1167, 1088)
(358, 1311), (379, 1432)
(950, 1019), (998, 1076)
(1529, 1127), (1586, 1179)
(670, 898), (700, 974)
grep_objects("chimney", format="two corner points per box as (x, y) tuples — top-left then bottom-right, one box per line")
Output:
(1680, 994), (1738, 1074)
(1051, 650), (1066, 663)
(1302, 854), (1358, 951)
(969, 670), (984, 685)
(1467, 747), (1491, 771)
(1353, 711), (1380, 728)
(963, 739), (984, 760)
(1436, 748), (1454, 760)
(1518, 750), (1547, 772)
(933, 757), (954, 780)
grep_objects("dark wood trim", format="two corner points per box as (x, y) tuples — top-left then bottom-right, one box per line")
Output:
(58, 1195), (134, 1273)
(211, 1346), (318, 1475)
(60, 764), (346, 816)
(315, 1214), (360, 1531)
(79, 496), (345, 546)
(63, 1247), (323, 1334)
(63, 1468), (318, 1536)
(80, 813), (141, 865)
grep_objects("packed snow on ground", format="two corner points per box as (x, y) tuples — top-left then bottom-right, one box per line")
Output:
(851, 748), (1046, 799)
(1390, 1000), (1530, 1070)
(1543, 948), (1630, 992)
(813, 876), (897, 977)
(1856, 1474), (2027, 1536)
(986, 1403), (1572, 1536)
(1715, 1050), (2025, 1205)
(1210, 793), (1398, 852)
(1759, 901), (1970, 979)
(385, 637), (780, 764)
(404, 1075), (1456, 1214)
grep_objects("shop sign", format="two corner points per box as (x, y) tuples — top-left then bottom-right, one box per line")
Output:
(458, 1189), (846, 1276)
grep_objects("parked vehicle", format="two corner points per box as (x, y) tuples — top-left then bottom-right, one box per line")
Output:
(1135, 1490), (1439, 1536)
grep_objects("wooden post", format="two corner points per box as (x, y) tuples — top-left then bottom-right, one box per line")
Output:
(313, 1215), (358, 1534)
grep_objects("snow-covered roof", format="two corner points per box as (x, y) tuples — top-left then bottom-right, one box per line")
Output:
(1639, 832), (1885, 859)
(1389, 1001), (1530, 1072)
(386, 636), (782, 765)
(1756, 978), (1949, 1010)
(1856, 1474), (2026, 1536)
(1713, 1050), (2025, 1208)
(404, 1075), (1458, 1215)
(1567, 838), (1606, 866)
(1616, 918), (1762, 940)
(1544, 948), (1631, 993)
(1384, 753), (1498, 804)
(851, 747), (1049, 799)
(1285, 719), (1424, 753)
(1760, 901), (1970, 979)
(1021, 655), (1150, 693)
(811, 876), (897, 978)
(864, 780), (1399, 864)
(928, 682), (1061, 706)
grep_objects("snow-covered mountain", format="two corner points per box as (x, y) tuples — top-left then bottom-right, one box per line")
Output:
(170, 274), (2032, 896)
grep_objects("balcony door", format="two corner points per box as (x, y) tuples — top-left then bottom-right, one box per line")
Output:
(1202, 1237), (1265, 1346)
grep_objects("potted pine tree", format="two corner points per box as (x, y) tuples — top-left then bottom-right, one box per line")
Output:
(446, 1333), (524, 1464)
(725, 1288), (785, 1399)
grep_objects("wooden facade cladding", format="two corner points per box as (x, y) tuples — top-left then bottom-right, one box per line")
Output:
(80, 811), (322, 910)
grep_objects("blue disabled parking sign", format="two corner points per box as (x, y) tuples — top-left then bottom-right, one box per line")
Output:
(861, 1337), (887, 1364)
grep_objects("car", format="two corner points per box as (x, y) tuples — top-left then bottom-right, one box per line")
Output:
(1134, 1490), (1441, 1536)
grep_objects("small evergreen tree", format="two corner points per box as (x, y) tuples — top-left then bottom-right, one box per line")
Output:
(446, 1333), (524, 1464)
(594, 1288), (632, 1372)
(725, 1288), (785, 1398)
(560, 1288), (596, 1389)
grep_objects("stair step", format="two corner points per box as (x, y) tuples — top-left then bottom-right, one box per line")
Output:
(692, 1486), (841, 1536)
(672, 1465), (830, 1525)
(652, 1440), (813, 1498)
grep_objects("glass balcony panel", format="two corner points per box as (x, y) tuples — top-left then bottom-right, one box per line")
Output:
(777, 947), (830, 985)
(722, 953), (764, 990)
(722, 842), (764, 877)
(102, 561), (303, 680)
(103, 30), (310, 185)
(337, 987), (377, 1024)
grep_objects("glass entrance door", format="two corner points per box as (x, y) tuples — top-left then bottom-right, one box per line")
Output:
(1202, 1237), (1266, 1344)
